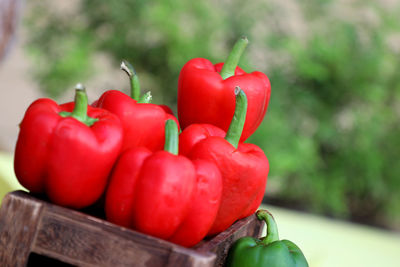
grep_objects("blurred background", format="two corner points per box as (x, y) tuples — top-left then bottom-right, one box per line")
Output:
(1, 0), (400, 266)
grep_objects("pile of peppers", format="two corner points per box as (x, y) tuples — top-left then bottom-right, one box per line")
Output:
(14, 36), (273, 248)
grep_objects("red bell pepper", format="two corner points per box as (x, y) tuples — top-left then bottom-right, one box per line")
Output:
(93, 60), (179, 152)
(178, 123), (226, 156)
(178, 36), (271, 142)
(105, 120), (222, 247)
(14, 85), (123, 209)
(182, 87), (269, 235)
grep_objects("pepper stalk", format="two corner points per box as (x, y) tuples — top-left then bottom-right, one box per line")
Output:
(225, 86), (247, 149)
(256, 210), (279, 245)
(219, 36), (249, 80)
(164, 119), (179, 155)
(59, 83), (98, 127)
(121, 60), (151, 103)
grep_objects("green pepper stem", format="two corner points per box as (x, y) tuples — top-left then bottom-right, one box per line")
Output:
(164, 119), (179, 155)
(219, 36), (248, 80)
(121, 60), (141, 100)
(225, 87), (247, 148)
(138, 91), (152, 104)
(256, 210), (280, 245)
(59, 84), (98, 127)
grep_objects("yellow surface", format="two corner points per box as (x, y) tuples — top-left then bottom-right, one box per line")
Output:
(0, 152), (26, 203)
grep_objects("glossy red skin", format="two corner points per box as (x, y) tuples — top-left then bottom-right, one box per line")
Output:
(14, 98), (123, 209)
(108, 149), (196, 239)
(179, 123), (226, 156)
(159, 104), (174, 115)
(178, 58), (271, 142)
(94, 90), (180, 152)
(104, 147), (151, 228)
(187, 136), (269, 236)
(179, 123), (267, 222)
(105, 148), (222, 246)
(169, 159), (222, 247)
(180, 124), (267, 225)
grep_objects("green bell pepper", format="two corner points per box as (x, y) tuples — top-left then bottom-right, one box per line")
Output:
(225, 210), (309, 267)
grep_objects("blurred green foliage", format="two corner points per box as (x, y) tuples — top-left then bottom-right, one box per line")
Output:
(25, 0), (400, 228)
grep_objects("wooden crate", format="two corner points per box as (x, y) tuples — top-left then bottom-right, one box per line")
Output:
(0, 191), (263, 267)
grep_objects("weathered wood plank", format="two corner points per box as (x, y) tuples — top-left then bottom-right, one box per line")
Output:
(0, 191), (43, 267)
(0, 191), (263, 267)
(194, 214), (264, 267)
